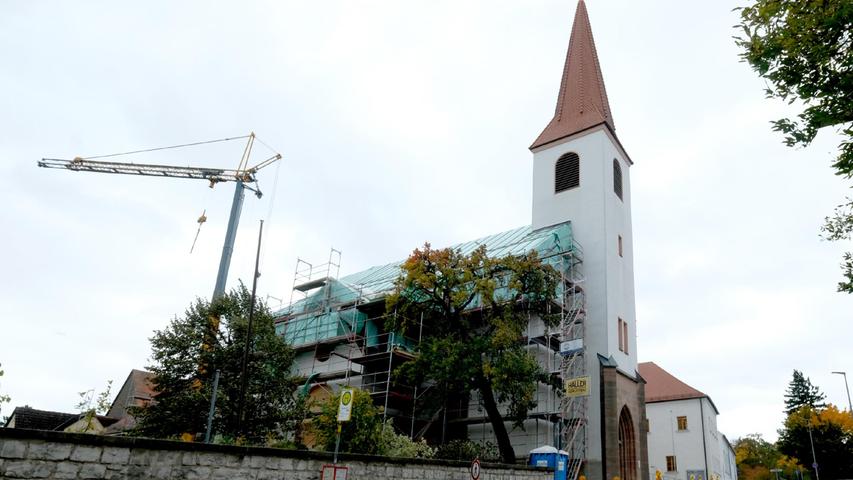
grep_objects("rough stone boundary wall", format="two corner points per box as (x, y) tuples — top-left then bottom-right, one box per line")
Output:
(0, 428), (552, 480)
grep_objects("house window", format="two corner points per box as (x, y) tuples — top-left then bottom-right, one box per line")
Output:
(666, 456), (677, 472)
(677, 416), (688, 431)
(618, 318), (628, 354)
(555, 152), (580, 193)
(618, 235), (623, 257)
(613, 158), (623, 200)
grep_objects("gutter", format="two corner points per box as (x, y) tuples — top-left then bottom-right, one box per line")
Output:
(699, 398), (709, 478)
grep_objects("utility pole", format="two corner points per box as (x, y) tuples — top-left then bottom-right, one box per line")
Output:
(236, 220), (264, 435)
(807, 416), (820, 480)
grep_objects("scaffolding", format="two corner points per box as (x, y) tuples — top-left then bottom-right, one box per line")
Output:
(277, 249), (422, 434)
(274, 223), (587, 471)
(556, 247), (587, 480)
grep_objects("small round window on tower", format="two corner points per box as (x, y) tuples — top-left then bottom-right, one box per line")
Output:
(555, 152), (580, 193)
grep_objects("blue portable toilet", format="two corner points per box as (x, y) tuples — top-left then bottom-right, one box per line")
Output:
(528, 446), (568, 480)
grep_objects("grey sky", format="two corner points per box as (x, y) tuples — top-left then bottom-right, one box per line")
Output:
(1, 1), (850, 443)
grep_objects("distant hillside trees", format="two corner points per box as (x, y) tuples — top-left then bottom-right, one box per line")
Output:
(732, 433), (801, 480)
(132, 284), (302, 444)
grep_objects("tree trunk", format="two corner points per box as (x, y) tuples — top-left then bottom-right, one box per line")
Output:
(478, 377), (516, 463)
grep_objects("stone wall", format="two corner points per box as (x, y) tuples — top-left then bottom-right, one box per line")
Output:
(0, 428), (552, 480)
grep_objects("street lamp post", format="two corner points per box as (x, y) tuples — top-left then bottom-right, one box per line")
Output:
(831, 371), (852, 416)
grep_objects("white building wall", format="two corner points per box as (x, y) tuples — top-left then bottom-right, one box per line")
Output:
(719, 436), (737, 480)
(646, 398), (724, 480)
(531, 126), (637, 464)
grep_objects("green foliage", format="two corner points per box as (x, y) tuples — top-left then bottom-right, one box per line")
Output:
(735, 0), (853, 292)
(735, 0), (852, 175)
(312, 388), (383, 455)
(733, 434), (804, 480)
(0, 363), (10, 423)
(75, 380), (113, 433)
(386, 244), (559, 463)
(778, 405), (853, 479)
(434, 439), (500, 462)
(783, 370), (826, 415)
(132, 284), (301, 443)
(376, 420), (435, 458)
(822, 197), (853, 292)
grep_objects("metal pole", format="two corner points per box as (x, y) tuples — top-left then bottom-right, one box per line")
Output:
(236, 220), (264, 435)
(213, 181), (246, 300)
(808, 418), (820, 480)
(382, 332), (394, 425)
(204, 369), (221, 443)
(333, 423), (342, 464)
(411, 386), (418, 438)
(831, 371), (852, 416)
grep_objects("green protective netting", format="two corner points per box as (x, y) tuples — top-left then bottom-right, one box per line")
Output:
(275, 221), (577, 347)
(277, 308), (366, 347)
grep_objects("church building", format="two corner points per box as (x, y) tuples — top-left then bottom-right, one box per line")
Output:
(274, 2), (648, 479)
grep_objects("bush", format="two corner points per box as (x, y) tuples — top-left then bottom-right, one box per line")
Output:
(311, 388), (383, 455)
(434, 439), (499, 462)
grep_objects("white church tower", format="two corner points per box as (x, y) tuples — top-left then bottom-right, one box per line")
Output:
(530, 2), (647, 479)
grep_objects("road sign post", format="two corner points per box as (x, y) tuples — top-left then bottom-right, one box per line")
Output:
(333, 388), (354, 464)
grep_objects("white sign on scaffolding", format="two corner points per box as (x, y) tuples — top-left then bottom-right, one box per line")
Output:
(560, 338), (583, 356)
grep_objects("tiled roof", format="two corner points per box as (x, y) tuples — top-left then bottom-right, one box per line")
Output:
(531, 0), (615, 150)
(639, 362), (706, 403)
(4, 407), (77, 430)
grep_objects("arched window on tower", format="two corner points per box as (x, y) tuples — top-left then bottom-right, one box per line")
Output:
(555, 152), (580, 193)
(613, 158), (623, 200)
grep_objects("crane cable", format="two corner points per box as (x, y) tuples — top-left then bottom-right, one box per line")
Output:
(80, 135), (251, 160)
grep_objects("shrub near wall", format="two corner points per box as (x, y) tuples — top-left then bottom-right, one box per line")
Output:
(0, 428), (552, 480)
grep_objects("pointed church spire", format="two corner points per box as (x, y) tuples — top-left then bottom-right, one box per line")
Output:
(530, 0), (615, 150)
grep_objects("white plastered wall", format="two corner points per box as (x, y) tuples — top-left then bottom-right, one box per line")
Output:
(531, 126), (638, 463)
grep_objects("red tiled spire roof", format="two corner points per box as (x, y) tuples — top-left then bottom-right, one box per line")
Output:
(638, 362), (706, 403)
(531, 0), (615, 150)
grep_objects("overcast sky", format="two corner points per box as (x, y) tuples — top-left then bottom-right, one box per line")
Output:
(1, 1), (850, 443)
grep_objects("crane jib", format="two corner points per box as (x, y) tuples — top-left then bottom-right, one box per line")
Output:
(38, 158), (256, 183)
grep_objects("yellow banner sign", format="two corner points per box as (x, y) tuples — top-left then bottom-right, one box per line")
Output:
(565, 376), (590, 397)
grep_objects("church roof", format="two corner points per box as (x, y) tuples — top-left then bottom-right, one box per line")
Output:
(276, 221), (575, 318)
(531, 0), (615, 150)
(639, 362), (718, 413)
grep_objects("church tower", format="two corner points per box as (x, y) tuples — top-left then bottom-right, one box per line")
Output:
(530, 2), (648, 479)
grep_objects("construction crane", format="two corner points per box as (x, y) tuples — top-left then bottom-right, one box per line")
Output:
(38, 133), (281, 300)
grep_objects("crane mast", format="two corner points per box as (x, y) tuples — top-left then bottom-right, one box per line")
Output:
(38, 133), (281, 300)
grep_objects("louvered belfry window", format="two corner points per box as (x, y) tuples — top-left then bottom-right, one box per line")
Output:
(613, 158), (623, 200)
(555, 152), (580, 193)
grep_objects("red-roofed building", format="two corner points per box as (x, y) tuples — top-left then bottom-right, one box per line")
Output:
(639, 362), (736, 480)
(104, 369), (157, 433)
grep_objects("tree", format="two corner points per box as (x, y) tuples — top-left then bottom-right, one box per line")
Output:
(784, 370), (826, 415)
(0, 362), (10, 424)
(385, 244), (559, 463)
(733, 433), (803, 480)
(311, 388), (383, 455)
(735, 1), (853, 292)
(778, 404), (853, 479)
(132, 284), (301, 443)
(74, 380), (113, 433)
